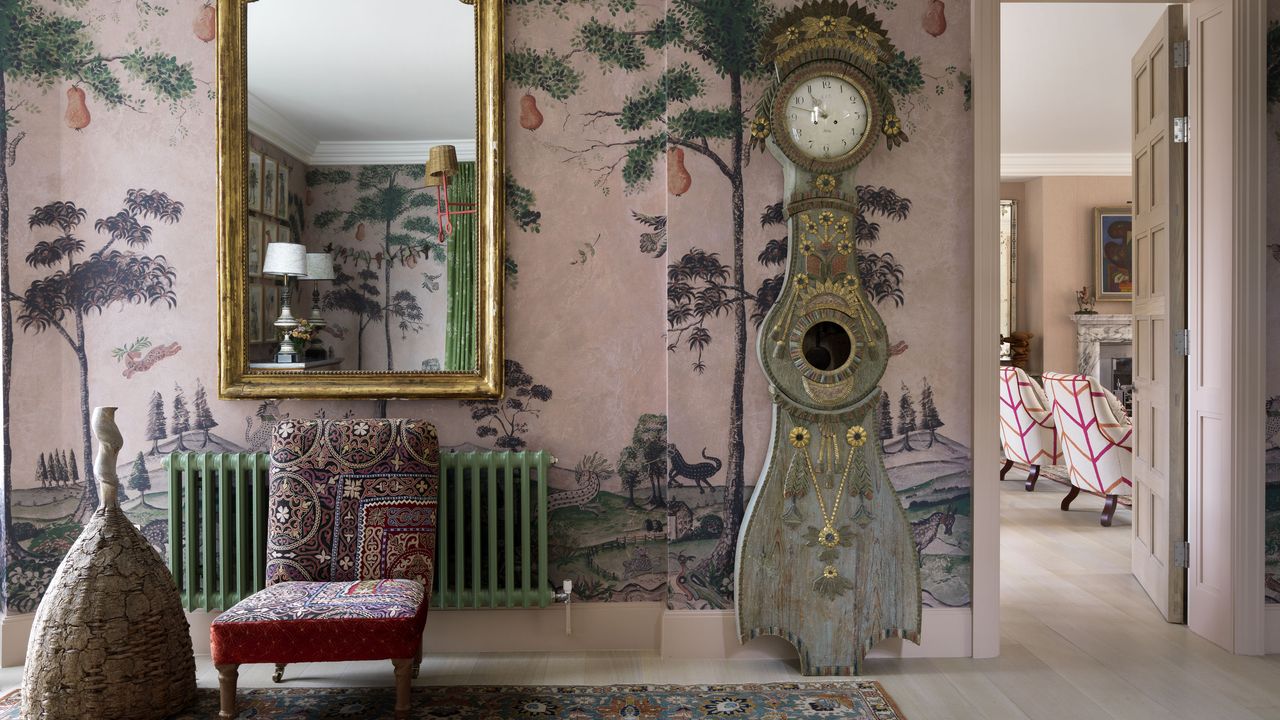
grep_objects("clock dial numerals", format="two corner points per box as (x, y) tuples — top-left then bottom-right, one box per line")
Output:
(783, 74), (870, 162)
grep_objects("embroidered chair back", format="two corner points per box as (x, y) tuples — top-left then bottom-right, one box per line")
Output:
(266, 418), (440, 587)
(1042, 372), (1133, 497)
(998, 366), (1061, 466)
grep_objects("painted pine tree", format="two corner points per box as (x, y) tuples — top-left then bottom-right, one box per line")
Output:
(146, 390), (167, 455)
(0, 0), (196, 548)
(898, 381), (918, 451)
(36, 454), (48, 489)
(878, 390), (894, 443)
(919, 377), (943, 447)
(128, 451), (151, 508)
(67, 449), (78, 485)
(170, 383), (191, 451)
(192, 381), (217, 446)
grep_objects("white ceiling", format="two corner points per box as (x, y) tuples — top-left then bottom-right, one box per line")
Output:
(1001, 3), (1168, 157)
(247, 0), (476, 161)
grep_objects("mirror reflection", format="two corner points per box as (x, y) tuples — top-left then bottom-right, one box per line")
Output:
(243, 0), (477, 373)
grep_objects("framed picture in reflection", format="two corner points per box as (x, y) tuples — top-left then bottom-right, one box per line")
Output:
(263, 157), (277, 219)
(247, 284), (264, 342)
(247, 217), (262, 277)
(247, 150), (262, 212)
(264, 284), (280, 342)
(262, 221), (276, 247)
(277, 165), (290, 220)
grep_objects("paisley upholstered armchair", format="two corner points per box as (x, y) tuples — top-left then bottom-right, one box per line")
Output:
(210, 418), (440, 720)
(1041, 372), (1133, 527)
(998, 366), (1061, 491)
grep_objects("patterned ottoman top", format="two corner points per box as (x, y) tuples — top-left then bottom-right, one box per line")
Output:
(213, 580), (425, 624)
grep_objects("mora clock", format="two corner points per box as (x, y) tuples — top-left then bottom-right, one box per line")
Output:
(734, 1), (920, 675)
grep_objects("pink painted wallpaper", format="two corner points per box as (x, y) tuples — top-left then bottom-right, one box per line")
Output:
(0, 0), (974, 615)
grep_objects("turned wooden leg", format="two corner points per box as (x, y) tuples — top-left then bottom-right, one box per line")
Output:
(1100, 495), (1119, 527)
(392, 657), (413, 720)
(1025, 464), (1041, 492)
(216, 664), (239, 720)
(272, 663), (287, 683)
(1060, 486), (1080, 511)
(1000, 459), (1014, 481)
(412, 642), (423, 679)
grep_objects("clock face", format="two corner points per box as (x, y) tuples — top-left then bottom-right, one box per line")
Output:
(783, 75), (871, 162)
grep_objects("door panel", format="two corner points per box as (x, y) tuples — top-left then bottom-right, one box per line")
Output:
(1185, 0), (1235, 650)
(1130, 7), (1187, 623)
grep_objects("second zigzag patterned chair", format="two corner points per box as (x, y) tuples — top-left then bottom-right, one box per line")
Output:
(1041, 372), (1133, 527)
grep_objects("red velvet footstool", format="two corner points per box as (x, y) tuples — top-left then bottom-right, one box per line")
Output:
(211, 418), (438, 720)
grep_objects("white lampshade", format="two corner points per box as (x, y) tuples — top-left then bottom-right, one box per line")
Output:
(303, 252), (336, 281)
(262, 242), (307, 277)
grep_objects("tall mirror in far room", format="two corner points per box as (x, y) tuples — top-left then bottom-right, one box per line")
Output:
(218, 0), (504, 399)
(999, 199), (1017, 362)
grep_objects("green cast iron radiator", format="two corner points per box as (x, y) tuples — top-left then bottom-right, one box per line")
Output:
(164, 450), (555, 612)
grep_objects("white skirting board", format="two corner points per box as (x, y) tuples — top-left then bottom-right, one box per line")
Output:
(1, 604), (972, 667)
(1267, 604), (1280, 654)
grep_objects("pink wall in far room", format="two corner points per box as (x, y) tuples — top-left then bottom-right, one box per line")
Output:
(1004, 176), (1133, 375)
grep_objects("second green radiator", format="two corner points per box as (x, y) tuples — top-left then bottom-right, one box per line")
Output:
(164, 450), (555, 612)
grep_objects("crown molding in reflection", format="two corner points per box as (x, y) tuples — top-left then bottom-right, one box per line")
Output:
(247, 93), (477, 166)
(310, 140), (477, 166)
(247, 93), (319, 163)
(1000, 153), (1131, 180)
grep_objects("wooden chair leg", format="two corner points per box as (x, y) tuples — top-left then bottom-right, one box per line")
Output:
(216, 664), (239, 720)
(412, 642), (423, 679)
(1025, 464), (1041, 492)
(999, 459), (1014, 481)
(1060, 486), (1080, 511)
(392, 657), (413, 720)
(1100, 495), (1119, 527)
(272, 663), (287, 683)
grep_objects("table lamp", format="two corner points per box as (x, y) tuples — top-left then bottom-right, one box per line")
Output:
(302, 252), (335, 329)
(262, 242), (307, 362)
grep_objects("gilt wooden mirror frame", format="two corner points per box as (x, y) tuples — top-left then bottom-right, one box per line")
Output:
(216, 0), (504, 399)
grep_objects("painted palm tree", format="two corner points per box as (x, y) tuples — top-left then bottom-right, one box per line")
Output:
(310, 165), (440, 371)
(0, 0), (195, 551)
(16, 190), (182, 521)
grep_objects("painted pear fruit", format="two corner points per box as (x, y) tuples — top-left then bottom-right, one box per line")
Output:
(519, 93), (544, 131)
(65, 87), (91, 130)
(355, 223), (367, 242)
(194, 3), (216, 43)
(667, 147), (691, 197)
(923, 0), (947, 37)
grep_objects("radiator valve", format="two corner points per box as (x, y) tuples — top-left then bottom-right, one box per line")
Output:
(554, 579), (572, 636)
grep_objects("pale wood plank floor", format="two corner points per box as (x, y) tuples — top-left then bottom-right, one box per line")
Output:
(2, 478), (1277, 717)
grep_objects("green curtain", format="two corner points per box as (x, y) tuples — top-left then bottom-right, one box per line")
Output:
(444, 161), (477, 371)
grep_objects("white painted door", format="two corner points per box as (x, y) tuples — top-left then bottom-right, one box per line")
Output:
(1129, 8), (1187, 624)
(1185, 0), (1236, 651)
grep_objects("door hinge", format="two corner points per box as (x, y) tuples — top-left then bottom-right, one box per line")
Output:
(1172, 41), (1189, 69)
(1174, 116), (1189, 143)
(1173, 541), (1190, 569)
(1174, 328), (1190, 356)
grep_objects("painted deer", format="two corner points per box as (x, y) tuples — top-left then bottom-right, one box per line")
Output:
(668, 444), (722, 494)
(911, 505), (957, 554)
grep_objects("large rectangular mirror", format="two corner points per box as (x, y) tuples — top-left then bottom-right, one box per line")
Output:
(218, 0), (504, 398)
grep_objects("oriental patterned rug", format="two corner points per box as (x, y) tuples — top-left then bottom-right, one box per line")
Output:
(0, 682), (906, 718)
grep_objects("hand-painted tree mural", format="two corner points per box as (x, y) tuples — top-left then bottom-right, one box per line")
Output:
(461, 359), (553, 450)
(16, 190), (182, 521)
(618, 413), (668, 509)
(0, 0), (194, 557)
(308, 165), (440, 370)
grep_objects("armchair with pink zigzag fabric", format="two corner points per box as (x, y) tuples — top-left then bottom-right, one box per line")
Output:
(998, 366), (1061, 491)
(1041, 372), (1133, 527)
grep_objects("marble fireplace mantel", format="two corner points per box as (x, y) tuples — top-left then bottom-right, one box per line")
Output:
(1070, 313), (1132, 378)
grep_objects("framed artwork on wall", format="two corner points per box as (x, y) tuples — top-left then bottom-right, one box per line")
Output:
(246, 217), (262, 277)
(1094, 206), (1133, 301)
(247, 151), (262, 212)
(277, 165), (290, 219)
(262, 221), (276, 246)
(247, 284), (264, 342)
(263, 157), (277, 219)
(276, 221), (291, 244)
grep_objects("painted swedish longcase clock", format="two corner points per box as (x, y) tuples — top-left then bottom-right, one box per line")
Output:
(734, 1), (920, 675)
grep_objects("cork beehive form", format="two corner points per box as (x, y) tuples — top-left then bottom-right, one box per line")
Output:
(21, 406), (196, 719)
